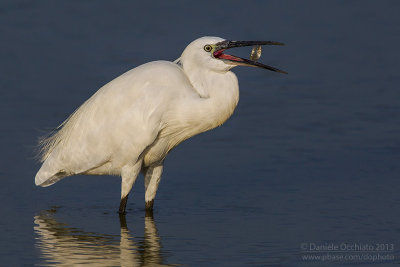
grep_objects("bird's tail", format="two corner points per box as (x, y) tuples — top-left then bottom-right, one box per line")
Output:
(35, 164), (68, 187)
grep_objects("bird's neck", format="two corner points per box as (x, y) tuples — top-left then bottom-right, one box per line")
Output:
(159, 67), (239, 152)
(185, 68), (240, 132)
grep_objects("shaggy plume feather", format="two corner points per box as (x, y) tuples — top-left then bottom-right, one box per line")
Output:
(37, 95), (96, 162)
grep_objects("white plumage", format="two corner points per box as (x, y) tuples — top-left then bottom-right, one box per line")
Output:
(35, 36), (285, 213)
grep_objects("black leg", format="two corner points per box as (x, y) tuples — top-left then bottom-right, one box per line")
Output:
(119, 194), (129, 214)
(145, 200), (154, 218)
(145, 199), (154, 212)
(119, 213), (128, 228)
(145, 207), (154, 219)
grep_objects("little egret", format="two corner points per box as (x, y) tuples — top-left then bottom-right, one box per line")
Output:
(35, 36), (286, 214)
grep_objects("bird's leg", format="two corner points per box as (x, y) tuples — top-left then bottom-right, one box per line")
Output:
(119, 195), (129, 214)
(119, 161), (142, 214)
(144, 164), (163, 211)
(145, 199), (154, 211)
(119, 212), (128, 229)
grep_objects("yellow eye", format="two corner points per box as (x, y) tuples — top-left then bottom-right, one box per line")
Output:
(204, 45), (212, 52)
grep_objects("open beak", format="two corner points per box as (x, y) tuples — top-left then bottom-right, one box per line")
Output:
(213, 40), (287, 74)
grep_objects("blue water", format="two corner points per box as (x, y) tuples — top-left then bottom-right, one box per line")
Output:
(1, 1), (400, 266)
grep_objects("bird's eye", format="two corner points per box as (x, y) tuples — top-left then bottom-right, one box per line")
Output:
(204, 45), (212, 52)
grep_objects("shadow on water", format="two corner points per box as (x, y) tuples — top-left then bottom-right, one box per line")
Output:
(34, 208), (177, 266)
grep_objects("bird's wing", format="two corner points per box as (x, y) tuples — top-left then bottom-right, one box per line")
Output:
(37, 61), (190, 182)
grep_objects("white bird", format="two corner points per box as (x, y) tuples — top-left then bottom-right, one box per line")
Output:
(35, 36), (286, 214)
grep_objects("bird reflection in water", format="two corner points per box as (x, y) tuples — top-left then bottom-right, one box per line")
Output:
(34, 209), (175, 266)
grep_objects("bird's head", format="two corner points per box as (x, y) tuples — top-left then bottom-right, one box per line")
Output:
(180, 36), (287, 74)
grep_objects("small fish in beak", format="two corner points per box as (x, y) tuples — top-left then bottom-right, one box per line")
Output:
(212, 40), (287, 74)
(250, 45), (262, 61)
